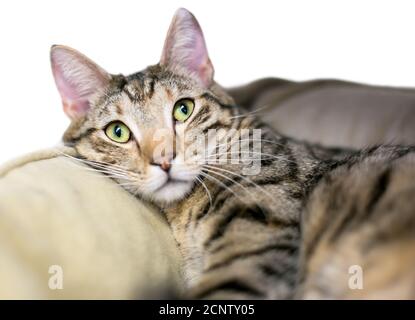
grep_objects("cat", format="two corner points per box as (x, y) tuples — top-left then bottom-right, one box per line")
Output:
(51, 8), (415, 299)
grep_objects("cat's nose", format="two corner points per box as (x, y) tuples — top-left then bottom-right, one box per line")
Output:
(151, 151), (176, 172)
(160, 161), (171, 172)
(150, 154), (175, 172)
(151, 160), (171, 173)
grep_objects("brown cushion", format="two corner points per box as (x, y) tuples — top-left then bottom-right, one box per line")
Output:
(229, 79), (415, 148)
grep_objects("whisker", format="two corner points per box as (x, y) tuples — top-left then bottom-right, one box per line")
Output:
(60, 152), (139, 176)
(214, 138), (286, 150)
(78, 161), (133, 175)
(202, 168), (267, 219)
(117, 182), (139, 188)
(60, 152), (131, 172)
(195, 176), (213, 212)
(201, 168), (255, 206)
(64, 157), (135, 181)
(202, 164), (275, 202)
(76, 162), (129, 173)
(228, 104), (272, 119)
(85, 160), (134, 173)
(205, 151), (296, 164)
(79, 167), (133, 180)
(198, 171), (245, 206)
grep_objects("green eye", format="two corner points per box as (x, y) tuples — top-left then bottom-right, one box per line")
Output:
(105, 121), (131, 143)
(173, 98), (194, 122)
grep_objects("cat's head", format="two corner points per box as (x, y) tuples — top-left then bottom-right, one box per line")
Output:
(51, 8), (240, 205)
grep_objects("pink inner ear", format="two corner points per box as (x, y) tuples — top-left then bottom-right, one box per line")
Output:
(52, 63), (90, 119)
(51, 46), (110, 120)
(161, 8), (214, 88)
(183, 28), (213, 86)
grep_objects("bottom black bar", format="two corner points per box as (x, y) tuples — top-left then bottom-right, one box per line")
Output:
(1, 300), (412, 318)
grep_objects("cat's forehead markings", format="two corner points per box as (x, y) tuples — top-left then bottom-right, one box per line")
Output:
(114, 102), (124, 116)
(122, 85), (136, 102)
(123, 79), (145, 103)
(144, 77), (156, 99)
(122, 71), (159, 103)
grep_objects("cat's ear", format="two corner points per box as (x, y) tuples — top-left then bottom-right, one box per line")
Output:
(50, 45), (111, 120)
(160, 8), (214, 88)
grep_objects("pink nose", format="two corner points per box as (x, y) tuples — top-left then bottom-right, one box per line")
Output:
(151, 158), (172, 172)
(160, 161), (171, 172)
(151, 151), (175, 173)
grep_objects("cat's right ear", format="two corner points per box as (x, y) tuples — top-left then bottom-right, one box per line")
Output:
(160, 8), (214, 88)
(50, 45), (111, 120)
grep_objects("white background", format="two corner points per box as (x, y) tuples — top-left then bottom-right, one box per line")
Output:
(1, 0), (415, 163)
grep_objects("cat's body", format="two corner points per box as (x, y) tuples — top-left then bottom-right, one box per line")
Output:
(163, 115), (351, 299)
(51, 9), (415, 299)
(165, 123), (415, 299)
(300, 145), (415, 299)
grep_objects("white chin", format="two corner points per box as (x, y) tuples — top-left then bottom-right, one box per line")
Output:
(151, 180), (193, 204)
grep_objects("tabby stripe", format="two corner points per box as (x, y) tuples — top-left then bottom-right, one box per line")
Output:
(260, 157), (275, 166)
(200, 92), (235, 109)
(194, 188), (236, 222)
(393, 146), (414, 158)
(362, 145), (409, 162)
(113, 74), (128, 91)
(195, 202), (211, 224)
(115, 104), (123, 116)
(250, 175), (284, 187)
(203, 205), (268, 246)
(345, 146), (411, 170)
(303, 202), (344, 267)
(65, 128), (97, 144)
(206, 177), (268, 207)
(91, 141), (112, 154)
(195, 200), (218, 222)
(147, 78), (155, 99)
(327, 151), (411, 242)
(194, 279), (263, 299)
(328, 202), (360, 243)
(365, 168), (391, 213)
(304, 159), (343, 196)
(300, 201), (333, 262)
(259, 264), (297, 286)
(206, 242), (298, 272)
(189, 105), (211, 128)
(362, 190), (415, 253)
(203, 121), (230, 133)
(341, 168), (393, 240)
(123, 87), (136, 102)
(283, 150), (300, 183)
(184, 208), (194, 231)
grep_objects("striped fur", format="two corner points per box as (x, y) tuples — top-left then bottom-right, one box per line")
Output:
(53, 9), (415, 299)
(298, 146), (415, 299)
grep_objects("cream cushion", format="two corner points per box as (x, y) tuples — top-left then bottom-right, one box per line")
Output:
(0, 147), (183, 299)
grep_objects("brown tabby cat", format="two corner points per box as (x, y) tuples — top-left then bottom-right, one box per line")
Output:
(51, 8), (415, 299)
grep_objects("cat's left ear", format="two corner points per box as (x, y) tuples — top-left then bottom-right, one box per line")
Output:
(160, 8), (214, 88)
(50, 45), (111, 120)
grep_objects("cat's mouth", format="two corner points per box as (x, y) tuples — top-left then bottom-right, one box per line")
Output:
(151, 176), (194, 204)
(154, 177), (189, 191)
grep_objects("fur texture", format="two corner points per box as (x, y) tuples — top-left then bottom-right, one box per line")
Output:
(51, 9), (415, 299)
